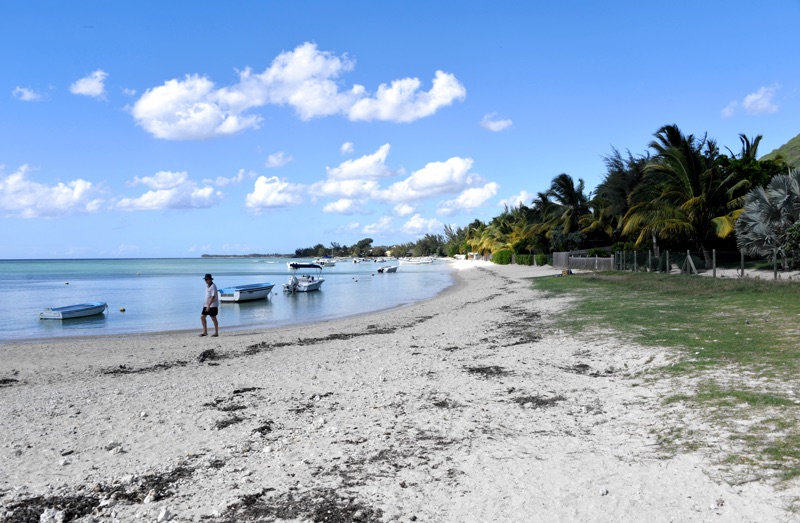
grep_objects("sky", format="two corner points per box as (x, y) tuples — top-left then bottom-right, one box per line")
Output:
(2, 1), (799, 259)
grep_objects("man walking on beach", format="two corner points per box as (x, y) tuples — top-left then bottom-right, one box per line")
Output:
(200, 273), (219, 337)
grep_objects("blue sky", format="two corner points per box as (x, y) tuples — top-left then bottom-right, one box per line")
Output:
(2, 1), (799, 258)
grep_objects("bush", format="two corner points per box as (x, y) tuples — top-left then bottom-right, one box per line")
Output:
(535, 253), (548, 266)
(587, 248), (611, 257)
(492, 250), (513, 265)
(516, 254), (533, 266)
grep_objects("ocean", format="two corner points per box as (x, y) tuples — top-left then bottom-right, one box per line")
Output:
(0, 258), (454, 343)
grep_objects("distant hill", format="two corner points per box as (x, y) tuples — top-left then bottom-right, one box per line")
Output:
(761, 133), (800, 168)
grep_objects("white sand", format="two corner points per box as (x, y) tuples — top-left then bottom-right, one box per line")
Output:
(0, 261), (794, 522)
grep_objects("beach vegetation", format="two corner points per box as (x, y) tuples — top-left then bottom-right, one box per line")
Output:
(532, 272), (800, 481)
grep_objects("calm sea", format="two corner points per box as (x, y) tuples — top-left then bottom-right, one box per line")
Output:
(0, 258), (454, 343)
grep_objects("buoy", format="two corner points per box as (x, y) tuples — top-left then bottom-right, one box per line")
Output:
(65, 282), (69, 285)
(119, 308), (126, 312)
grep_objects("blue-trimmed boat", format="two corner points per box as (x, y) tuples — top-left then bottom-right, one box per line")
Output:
(218, 282), (275, 302)
(39, 302), (108, 320)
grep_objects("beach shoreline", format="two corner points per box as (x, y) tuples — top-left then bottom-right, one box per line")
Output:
(1, 261), (792, 522)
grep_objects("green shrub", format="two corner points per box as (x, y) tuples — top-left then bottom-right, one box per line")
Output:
(587, 248), (611, 257)
(493, 250), (513, 265)
(516, 254), (533, 266)
(535, 253), (548, 266)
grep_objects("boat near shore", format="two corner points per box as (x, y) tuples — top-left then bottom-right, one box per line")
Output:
(377, 265), (398, 273)
(218, 282), (275, 302)
(39, 302), (108, 320)
(284, 263), (325, 292)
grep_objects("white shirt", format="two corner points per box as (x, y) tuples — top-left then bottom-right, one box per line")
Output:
(205, 283), (219, 308)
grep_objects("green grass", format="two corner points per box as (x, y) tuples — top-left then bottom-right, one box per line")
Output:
(532, 271), (800, 482)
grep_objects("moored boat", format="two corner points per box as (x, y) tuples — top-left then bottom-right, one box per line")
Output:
(218, 282), (275, 302)
(377, 265), (398, 273)
(39, 302), (108, 320)
(284, 263), (325, 292)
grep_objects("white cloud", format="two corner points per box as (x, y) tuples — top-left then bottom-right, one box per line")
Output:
(322, 198), (369, 214)
(348, 70), (466, 123)
(498, 190), (533, 208)
(313, 179), (380, 199)
(117, 170), (221, 210)
(363, 215), (393, 235)
(245, 175), (304, 211)
(437, 182), (498, 216)
(480, 112), (512, 132)
(373, 156), (475, 202)
(340, 142), (354, 155)
(721, 85), (780, 117)
(326, 144), (394, 180)
(743, 85), (779, 115)
(203, 168), (251, 187)
(122, 87), (137, 97)
(12, 86), (43, 101)
(393, 203), (415, 216)
(70, 70), (108, 98)
(0, 164), (103, 218)
(402, 213), (443, 235)
(266, 151), (292, 168)
(131, 42), (465, 140)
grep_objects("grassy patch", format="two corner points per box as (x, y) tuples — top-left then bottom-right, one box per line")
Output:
(532, 272), (800, 482)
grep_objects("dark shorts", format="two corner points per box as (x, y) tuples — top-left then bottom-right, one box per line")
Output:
(202, 306), (218, 317)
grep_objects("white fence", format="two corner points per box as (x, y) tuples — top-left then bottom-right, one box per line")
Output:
(552, 252), (615, 271)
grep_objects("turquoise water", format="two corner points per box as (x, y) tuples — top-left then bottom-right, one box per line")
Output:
(0, 258), (453, 342)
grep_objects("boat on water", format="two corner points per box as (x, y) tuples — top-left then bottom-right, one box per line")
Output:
(218, 282), (275, 302)
(39, 302), (108, 320)
(284, 263), (325, 292)
(399, 257), (434, 265)
(312, 258), (337, 267)
(377, 265), (398, 273)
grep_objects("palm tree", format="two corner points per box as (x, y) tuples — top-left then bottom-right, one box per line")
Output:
(592, 148), (649, 241)
(623, 124), (747, 267)
(735, 168), (800, 269)
(544, 173), (592, 235)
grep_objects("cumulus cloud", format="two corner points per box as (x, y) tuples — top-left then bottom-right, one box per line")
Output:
(131, 42), (466, 140)
(721, 85), (779, 117)
(266, 151), (292, 168)
(313, 179), (380, 199)
(437, 182), (498, 216)
(0, 164), (103, 218)
(70, 70), (108, 98)
(402, 213), (443, 235)
(322, 198), (370, 214)
(326, 144), (394, 180)
(372, 157), (476, 203)
(203, 168), (252, 187)
(117, 170), (221, 210)
(480, 112), (512, 132)
(340, 142), (354, 155)
(498, 190), (533, 208)
(245, 175), (304, 211)
(348, 70), (466, 122)
(393, 203), (415, 216)
(363, 215), (393, 235)
(12, 86), (43, 101)
(743, 85), (779, 115)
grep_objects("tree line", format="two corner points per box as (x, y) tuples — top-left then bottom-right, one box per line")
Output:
(294, 124), (799, 266)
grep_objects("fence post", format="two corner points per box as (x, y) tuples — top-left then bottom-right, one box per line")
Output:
(666, 250), (670, 273)
(648, 251), (651, 272)
(712, 249), (716, 278)
(740, 250), (744, 276)
(774, 249), (778, 280)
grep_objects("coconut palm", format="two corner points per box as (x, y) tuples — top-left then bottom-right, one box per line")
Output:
(623, 124), (748, 267)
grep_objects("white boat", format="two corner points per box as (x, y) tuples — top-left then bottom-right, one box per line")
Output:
(312, 258), (337, 267)
(399, 257), (434, 264)
(218, 282), (275, 302)
(283, 263), (325, 292)
(39, 302), (108, 320)
(377, 265), (398, 273)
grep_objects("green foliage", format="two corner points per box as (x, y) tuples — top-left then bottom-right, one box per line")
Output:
(586, 248), (611, 257)
(516, 254), (533, 266)
(492, 249), (514, 265)
(535, 253), (548, 266)
(761, 132), (800, 169)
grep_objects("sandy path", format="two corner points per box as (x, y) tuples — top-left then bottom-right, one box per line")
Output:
(0, 262), (793, 522)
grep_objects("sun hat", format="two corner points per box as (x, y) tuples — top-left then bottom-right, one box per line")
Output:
(203, 274), (213, 280)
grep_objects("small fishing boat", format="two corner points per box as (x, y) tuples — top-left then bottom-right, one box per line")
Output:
(218, 282), (275, 302)
(283, 263), (324, 292)
(377, 265), (398, 273)
(39, 302), (108, 320)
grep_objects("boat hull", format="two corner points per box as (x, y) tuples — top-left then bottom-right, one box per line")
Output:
(39, 302), (108, 320)
(283, 276), (324, 292)
(377, 265), (398, 273)
(219, 283), (275, 302)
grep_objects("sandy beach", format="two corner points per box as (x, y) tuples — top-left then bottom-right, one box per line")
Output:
(0, 261), (794, 522)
